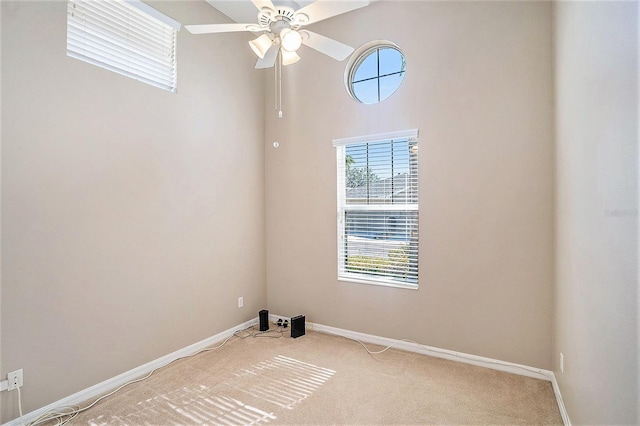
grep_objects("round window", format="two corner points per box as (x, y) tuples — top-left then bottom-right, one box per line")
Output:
(345, 41), (406, 104)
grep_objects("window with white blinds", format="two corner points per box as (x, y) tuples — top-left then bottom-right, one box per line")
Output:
(67, 0), (180, 93)
(334, 130), (419, 289)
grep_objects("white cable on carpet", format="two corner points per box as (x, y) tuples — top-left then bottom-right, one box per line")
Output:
(22, 323), (276, 426)
(317, 326), (553, 380)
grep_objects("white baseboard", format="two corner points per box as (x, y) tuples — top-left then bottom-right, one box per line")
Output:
(270, 313), (571, 426)
(551, 373), (572, 426)
(2, 318), (257, 426)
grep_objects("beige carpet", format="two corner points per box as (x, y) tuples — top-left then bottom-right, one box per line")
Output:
(64, 326), (562, 425)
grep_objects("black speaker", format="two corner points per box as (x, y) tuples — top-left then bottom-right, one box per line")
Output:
(291, 315), (305, 338)
(259, 309), (269, 331)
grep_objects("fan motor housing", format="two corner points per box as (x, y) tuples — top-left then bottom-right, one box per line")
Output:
(258, 6), (306, 30)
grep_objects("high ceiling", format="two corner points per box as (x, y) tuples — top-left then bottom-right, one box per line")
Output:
(205, 0), (316, 23)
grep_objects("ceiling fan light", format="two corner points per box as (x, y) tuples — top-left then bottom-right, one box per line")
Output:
(280, 28), (302, 52)
(281, 49), (300, 66)
(249, 34), (272, 59)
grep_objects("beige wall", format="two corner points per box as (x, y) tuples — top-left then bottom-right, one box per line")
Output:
(0, 1), (266, 422)
(553, 1), (639, 424)
(0, 0), (3, 419)
(5, 1), (638, 424)
(265, 1), (555, 369)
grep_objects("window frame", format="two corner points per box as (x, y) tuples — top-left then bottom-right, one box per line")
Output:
(344, 40), (406, 104)
(333, 129), (419, 290)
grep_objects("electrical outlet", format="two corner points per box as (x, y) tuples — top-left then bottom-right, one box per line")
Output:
(560, 353), (564, 374)
(7, 369), (23, 391)
(238, 297), (244, 308)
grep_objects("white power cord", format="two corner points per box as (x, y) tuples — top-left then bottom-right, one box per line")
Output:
(346, 336), (418, 355)
(323, 331), (553, 380)
(17, 386), (25, 426)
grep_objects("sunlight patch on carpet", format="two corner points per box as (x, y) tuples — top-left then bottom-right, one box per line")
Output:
(235, 355), (337, 410)
(147, 386), (275, 425)
(86, 385), (276, 425)
(84, 356), (335, 425)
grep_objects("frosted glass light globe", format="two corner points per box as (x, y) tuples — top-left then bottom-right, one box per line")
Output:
(280, 29), (302, 52)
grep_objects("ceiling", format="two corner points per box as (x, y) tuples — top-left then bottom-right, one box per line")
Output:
(204, 0), (317, 24)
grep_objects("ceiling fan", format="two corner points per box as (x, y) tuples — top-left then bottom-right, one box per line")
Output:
(185, 0), (370, 69)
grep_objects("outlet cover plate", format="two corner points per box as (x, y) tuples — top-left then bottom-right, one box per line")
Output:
(7, 369), (23, 391)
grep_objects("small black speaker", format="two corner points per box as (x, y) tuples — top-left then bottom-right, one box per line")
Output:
(291, 315), (305, 338)
(259, 309), (269, 331)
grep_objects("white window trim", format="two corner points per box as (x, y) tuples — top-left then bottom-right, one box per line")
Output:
(334, 129), (419, 290)
(332, 129), (418, 148)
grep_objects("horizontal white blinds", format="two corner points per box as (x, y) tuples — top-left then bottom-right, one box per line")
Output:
(67, 0), (178, 93)
(336, 135), (419, 287)
(342, 140), (418, 205)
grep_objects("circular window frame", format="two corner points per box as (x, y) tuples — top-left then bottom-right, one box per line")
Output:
(344, 40), (406, 104)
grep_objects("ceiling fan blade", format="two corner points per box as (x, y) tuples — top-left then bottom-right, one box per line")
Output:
(296, 1), (369, 25)
(185, 23), (259, 34)
(301, 30), (354, 61)
(251, 0), (276, 12)
(255, 45), (278, 69)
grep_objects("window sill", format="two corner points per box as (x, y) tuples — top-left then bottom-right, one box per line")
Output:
(338, 276), (418, 291)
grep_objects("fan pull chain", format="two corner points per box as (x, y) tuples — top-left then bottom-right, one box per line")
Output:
(274, 49), (279, 112)
(277, 49), (283, 118)
(273, 50), (282, 149)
